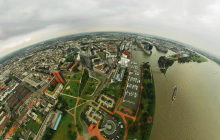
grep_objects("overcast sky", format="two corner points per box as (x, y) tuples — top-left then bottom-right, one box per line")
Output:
(0, 0), (220, 58)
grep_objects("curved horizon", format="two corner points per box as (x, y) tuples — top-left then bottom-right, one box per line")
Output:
(0, 31), (219, 61)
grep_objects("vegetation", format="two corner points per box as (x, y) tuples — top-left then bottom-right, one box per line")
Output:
(98, 52), (106, 59)
(58, 95), (77, 110)
(65, 53), (77, 62)
(158, 56), (174, 74)
(91, 136), (99, 140)
(26, 119), (41, 134)
(79, 69), (89, 96)
(72, 62), (80, 72)
(62, 81), (80, 97)
(47, 82), (58, 91)
(71, 73), (82, 81)
(178, 51), (207, 63)
(75, 103), (86, 135)
(158, 51), (207, 74)
(127, 63), (155, 140)
(81, 78), (98, 98)
(51, 113), (77, 140)
(42, 128), (55, 140)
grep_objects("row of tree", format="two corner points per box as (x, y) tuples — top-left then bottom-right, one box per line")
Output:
(79, 69), (89, 96)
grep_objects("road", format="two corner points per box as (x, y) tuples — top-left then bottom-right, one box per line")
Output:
(34, 110), (53, 140)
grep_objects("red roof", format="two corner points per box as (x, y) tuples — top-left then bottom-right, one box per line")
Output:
(123, 50), (130, 58)
(88, 124), (95, 131)
(69, 61), (78, 71)
(0, 84), (6, 90)
(5, 127), (14, 138)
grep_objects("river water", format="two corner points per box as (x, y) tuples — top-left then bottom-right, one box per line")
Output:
(131, 46), (220, 140)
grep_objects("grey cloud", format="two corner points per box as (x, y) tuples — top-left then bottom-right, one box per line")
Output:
(0, 0), (220, 57)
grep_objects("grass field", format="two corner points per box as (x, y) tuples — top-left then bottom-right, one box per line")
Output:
(71, 73), (82, 81)
(75, 103), (86, 135)
(81, 78), (98, 98)
(52, 114), (77, 140)
(62, 81), (80, 97)
(59, 95), (77, 109)
(25, 111), (45, 134)
(103, 82), (121, 101)
(26, 119), (41, 134)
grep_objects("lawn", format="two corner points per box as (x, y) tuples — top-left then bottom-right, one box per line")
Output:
(62, 81), (80, 97)
(26, 119), (41, 134)
(63, 74), (71, 80)
(81, 77), (98, 99)
(52, 114), (77, 140)
(75, 103), (86, 135)
(103, 82), (121, 100)
(59, 95), (77, 110)
(71, 73), (82, 81)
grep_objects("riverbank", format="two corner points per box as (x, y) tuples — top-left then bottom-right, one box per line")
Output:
(158, 51), (207, 74)
(126, 62), (155, 140)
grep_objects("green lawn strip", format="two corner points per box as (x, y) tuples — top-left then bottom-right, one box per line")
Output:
(62, 81), (80, 97)
(79, 69), (89, 96)
(52, 113), (77, 140)
(60, 95), (77, 110)
(75, 103), (86, 135)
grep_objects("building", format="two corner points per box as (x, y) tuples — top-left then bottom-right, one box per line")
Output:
(23, 73), (47, 89)
(122, 49), (130, 59)
(60, 62), (73, 71)
(51, 71), (66, 85)
(93, 64), (108, 74)
(118, 57), (130, 67)
(0, 80), (19, 102)
(80, 51), (93, 69)
(120, 61), (141, 115)
(0, 107), (9, 131)
(27, 109), (38, 120)
(7, 85), (31, 115)
(111, 65), (126, 82)
(98, 95), (115, 109)
(118, 49), (130, 67)
(45, 83), (63, 100)
(0, 81), (6, 91)
(48, 110), (62, 130)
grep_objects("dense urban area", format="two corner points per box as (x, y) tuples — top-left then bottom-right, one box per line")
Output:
(0, 32), (207, 140)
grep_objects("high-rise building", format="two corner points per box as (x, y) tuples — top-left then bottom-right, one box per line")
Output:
(51, 71), (66, 85)
(80, 51), (93, 69)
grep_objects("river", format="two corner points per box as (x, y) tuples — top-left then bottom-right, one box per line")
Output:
(131, 46), (220, 140)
